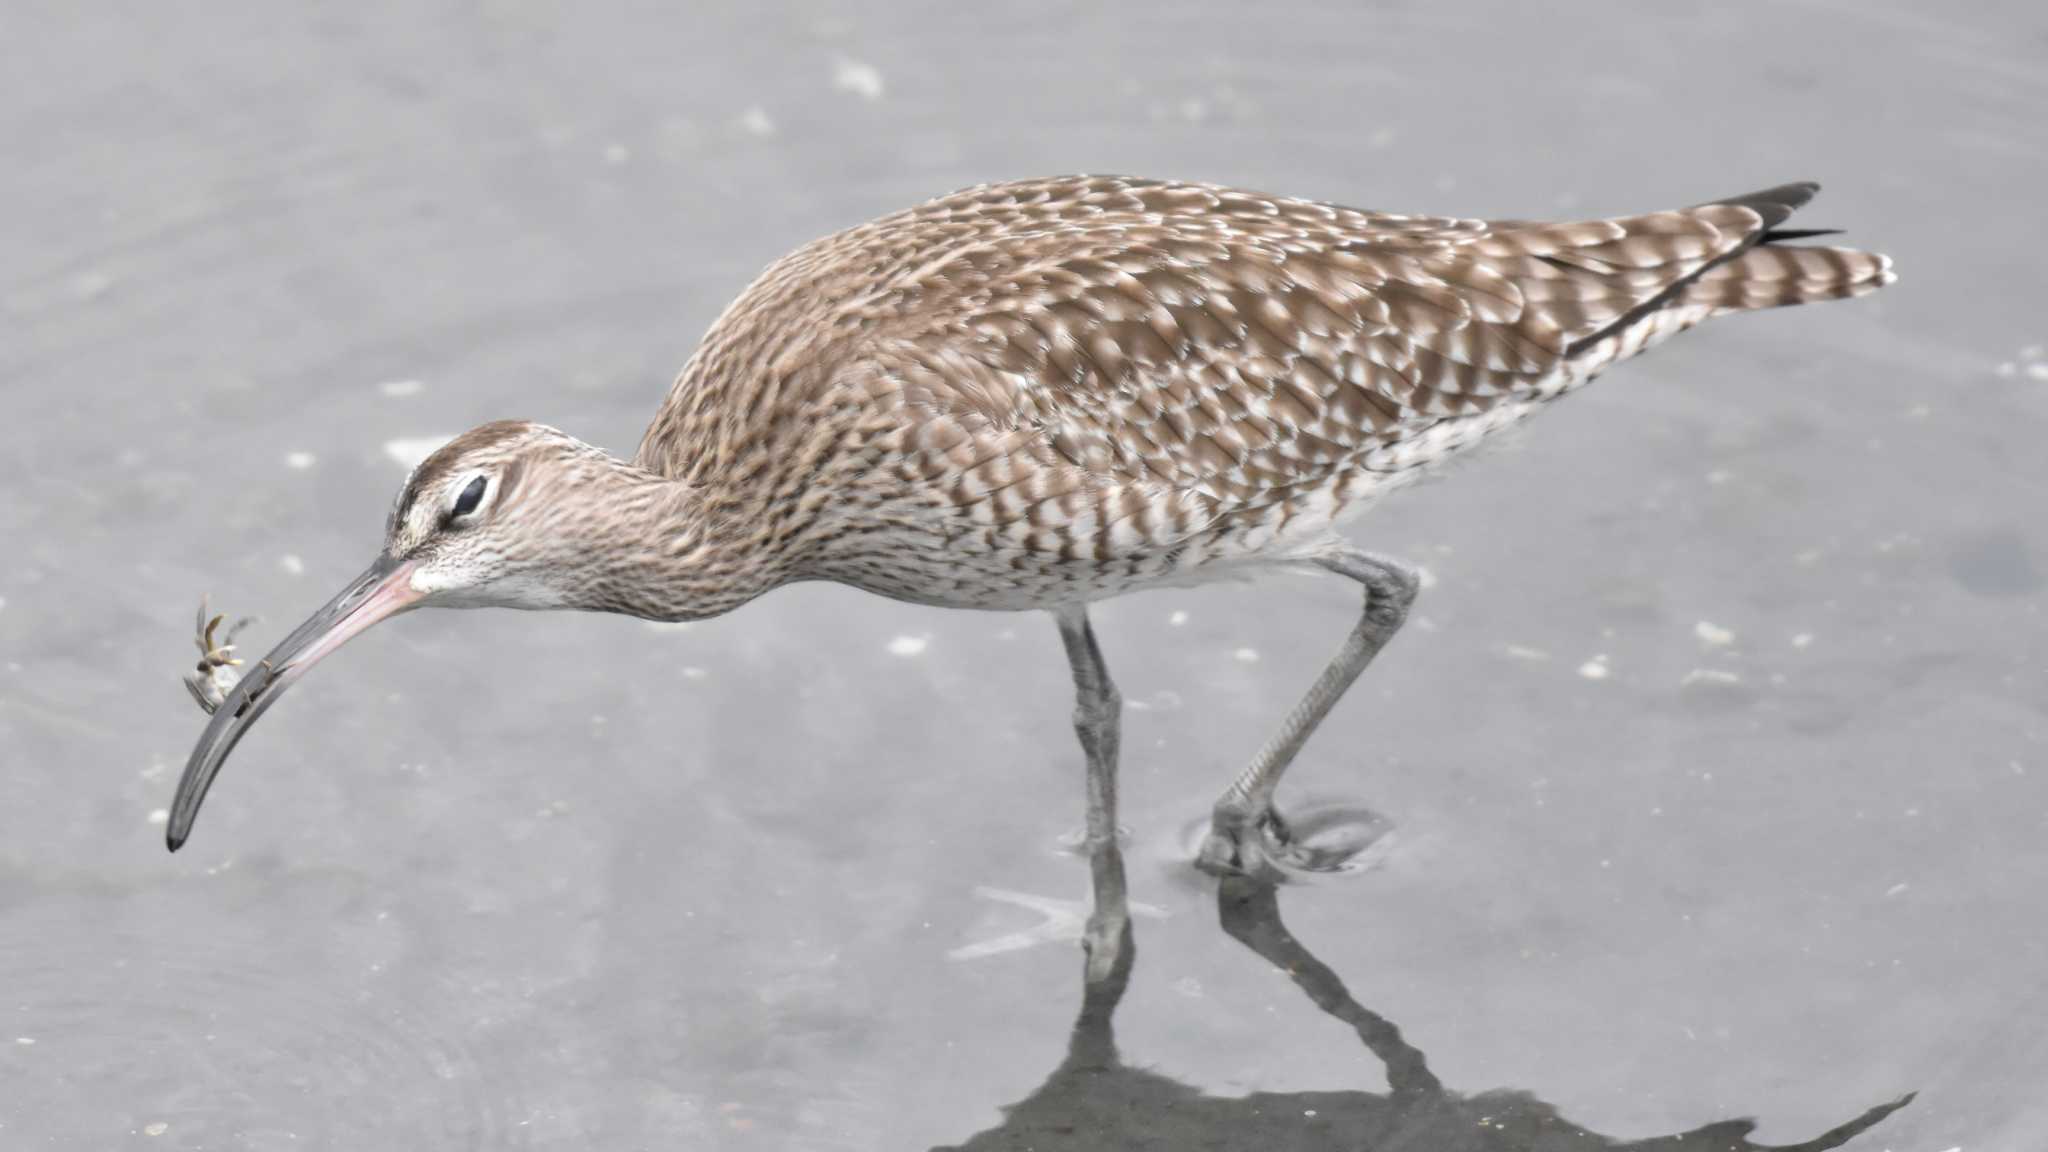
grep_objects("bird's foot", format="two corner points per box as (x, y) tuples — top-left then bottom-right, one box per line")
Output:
(1195, 806), (1297, 883)
(1195, 802), (1394, 883)
(183, 595), (255, 715)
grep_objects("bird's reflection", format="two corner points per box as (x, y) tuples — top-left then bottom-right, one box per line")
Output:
(937, 843), (1912, 1151)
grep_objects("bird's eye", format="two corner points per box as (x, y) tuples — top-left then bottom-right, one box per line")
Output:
(450, 474), (488, 519)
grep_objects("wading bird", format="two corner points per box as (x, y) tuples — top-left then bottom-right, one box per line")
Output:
(169, 176), (1892, 877)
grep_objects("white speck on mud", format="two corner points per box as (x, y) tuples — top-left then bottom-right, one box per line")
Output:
(1577, 656), (1610, 681)
(143, 1122), (168, 1137)
(1681, 668), (1742, 688)
(1504, 645), (1549, 662)
(681, 666), (708, 681)
(2028, 363), (2048, 381)
(1994, 361), (2018, 377)
(642, 620), (692, 633)
(14, 1037), (33, 1046)
(1415, 566), (1438, 590)
(832, 57), (885, 101)
(285, 451), (316, 470)
(602, 142), (630, 165)
(1168, 609), (1189, 626)
(1791, 632), (1814, 649)
(378, 378), (424, 397)
(887, 634), (929, 657)
(1694, 620), (1735, 648)
(279, 554), (304, 576)
(1884, 882), (1909, 897)
(1126, 688), (1185, 714)
(738, 105), (776, 136)
(146, 809), (168, 826)
(385, 435), (454, 469)
(1232, 647), (1260, 663)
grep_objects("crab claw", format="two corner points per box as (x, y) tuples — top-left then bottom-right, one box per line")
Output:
(192, 598), (254, 668)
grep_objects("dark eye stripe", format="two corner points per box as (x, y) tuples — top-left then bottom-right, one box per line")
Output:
(451, 475), (487, 518)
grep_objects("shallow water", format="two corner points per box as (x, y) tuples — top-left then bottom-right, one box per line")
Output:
(4, 2), (2046, 1148)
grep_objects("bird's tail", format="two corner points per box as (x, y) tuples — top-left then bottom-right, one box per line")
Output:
(1683, 183), (1895, 316)
(1688, 238), (1895, 314)
(1553, 182), (1894, 362)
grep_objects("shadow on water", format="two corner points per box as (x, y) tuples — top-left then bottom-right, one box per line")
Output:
(936, 845), (1913, 1152)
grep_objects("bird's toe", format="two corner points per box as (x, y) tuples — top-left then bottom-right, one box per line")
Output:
(1194, 816), (1292, 884)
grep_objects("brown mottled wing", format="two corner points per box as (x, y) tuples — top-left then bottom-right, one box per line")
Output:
(845, 176), (1816, 508)
(639, 173), (1888, 571)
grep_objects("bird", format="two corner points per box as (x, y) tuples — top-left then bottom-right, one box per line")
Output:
(169, 175), (1894, 877)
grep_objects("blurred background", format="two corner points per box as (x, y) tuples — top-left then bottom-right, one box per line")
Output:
(3, 2), (2044, 1148)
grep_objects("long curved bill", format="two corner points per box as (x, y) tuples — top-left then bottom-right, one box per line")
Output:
(167, 555), (419, 852)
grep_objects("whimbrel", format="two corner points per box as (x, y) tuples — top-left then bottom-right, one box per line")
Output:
(169, 175), (1893, 877)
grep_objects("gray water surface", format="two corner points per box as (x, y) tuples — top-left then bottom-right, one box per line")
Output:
(4, 2), (2046, 1148)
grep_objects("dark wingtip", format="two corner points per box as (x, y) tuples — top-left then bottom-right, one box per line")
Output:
(166, 829), (186, 853)
(1759, 226), (1846, 243)
(1698, 181), (1821, 231)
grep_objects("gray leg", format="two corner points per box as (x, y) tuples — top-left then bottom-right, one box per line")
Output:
(1197, 548), (1420, 881)
(1053, 604), (1129, 978)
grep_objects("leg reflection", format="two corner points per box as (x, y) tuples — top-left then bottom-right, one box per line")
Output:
(933, 856), (1915, 1150)
(1215, 875), (1444, 1100)
(1213, 878), (1916, 1152)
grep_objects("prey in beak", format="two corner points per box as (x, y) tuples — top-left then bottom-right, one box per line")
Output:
(183, 596), (255, 715)
(165, 418), (664, 852)
(167, 555), (419, 851)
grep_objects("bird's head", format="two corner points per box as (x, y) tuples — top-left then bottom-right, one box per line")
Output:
(167, 418), (633, 851)
(380, 419), (587, 610)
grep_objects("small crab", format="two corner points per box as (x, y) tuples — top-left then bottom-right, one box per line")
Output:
(183, 597), (256, 715)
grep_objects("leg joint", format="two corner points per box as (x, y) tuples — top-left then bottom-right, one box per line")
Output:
(1323, 549), (1421, 626)
(1366, 567), (1419, 626)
